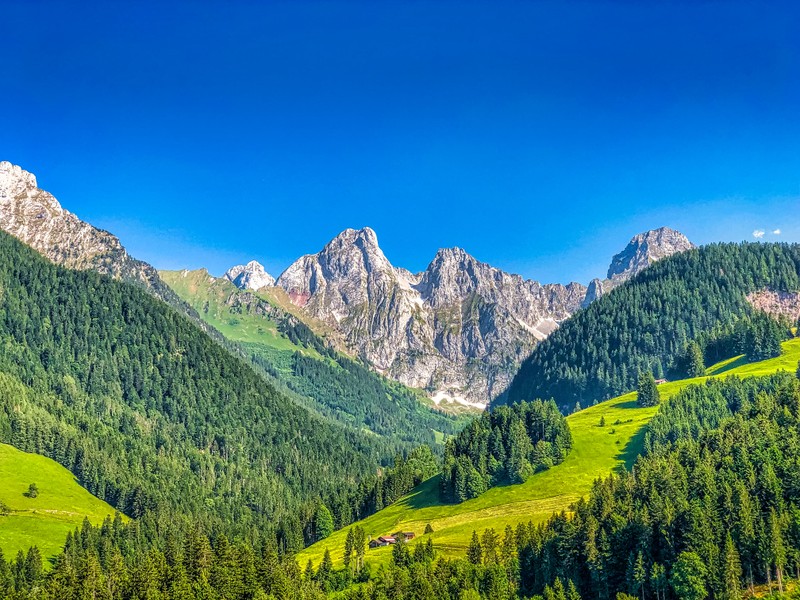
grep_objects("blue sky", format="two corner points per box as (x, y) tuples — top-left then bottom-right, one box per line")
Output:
(2, 1), (798, 284)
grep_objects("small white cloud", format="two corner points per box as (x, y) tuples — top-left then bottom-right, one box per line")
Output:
(772, 229), (781, 235)
(753, 229), (765, 239)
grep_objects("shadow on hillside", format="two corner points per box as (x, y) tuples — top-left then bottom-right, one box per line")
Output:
(615, 425), (648, 473)
(706, 355), (749, 376)
(613, 398), (639, 410)
(404, 476), (447, 510)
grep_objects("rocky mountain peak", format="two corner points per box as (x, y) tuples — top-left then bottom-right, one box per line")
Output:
(607, 226), (694, 282)
(224, 260), (275, 290)
(0, 161), (39, 197)
(317, 226), (392, 275)
(0, 161), (184, 307)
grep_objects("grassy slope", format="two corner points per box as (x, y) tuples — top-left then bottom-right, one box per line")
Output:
(0, 443), (121, 562)
(159, 269), (318, 355)
(298, 338), (800, 569)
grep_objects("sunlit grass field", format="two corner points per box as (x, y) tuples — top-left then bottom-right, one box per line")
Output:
(0, 444), (121, 563)
(298, 338), (800, 569)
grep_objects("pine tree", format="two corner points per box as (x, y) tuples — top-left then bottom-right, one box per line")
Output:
(315, 549), (333, 592)
(650, 563), (666, 600)
(567, 579), (581, 600)
(343, 528), (354, 571)
(630, 551), (646, 600)
(637, 372), (661, 407)
(685, 341), (705, 377)
(314, 503), (334, 541)
(670, 551), (707, 600)
(467, 531), (483, 565)
(720, 532), (742, 600)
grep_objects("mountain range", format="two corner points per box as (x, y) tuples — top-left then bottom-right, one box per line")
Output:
(224, 226), (693, 407)
(0, 161), (694, 408)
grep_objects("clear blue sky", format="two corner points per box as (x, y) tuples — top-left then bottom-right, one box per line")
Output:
(2, 1), (798, 283)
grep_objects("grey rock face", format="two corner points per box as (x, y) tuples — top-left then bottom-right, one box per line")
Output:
(224, 260), (275, 290)
(607, 226), (695, 282)
(268, 229), (589, 407)
(0, 161), (177, 303)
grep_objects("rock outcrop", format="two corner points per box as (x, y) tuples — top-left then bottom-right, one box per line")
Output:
(607, 226), (695, 282)
(268, 228), (588, 407)
(0, 161), (178, 304)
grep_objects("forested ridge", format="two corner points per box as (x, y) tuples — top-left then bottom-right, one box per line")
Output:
(505, 242), (800, 410)
(0, 229), (409, 550)
(515, 372), (800, 599)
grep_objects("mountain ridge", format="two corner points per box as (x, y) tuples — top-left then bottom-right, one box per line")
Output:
(0, 161), (694, 408)
(227, 225), (693, 406)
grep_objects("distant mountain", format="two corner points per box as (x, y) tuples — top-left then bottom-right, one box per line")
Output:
(0, 161), (179, 304)
(606, 226), (695, 282)
(224, 226), (692, 407)
(266, 228), (587, 408)
(160, 267), (464, 447)
(224, 260), (276, 290)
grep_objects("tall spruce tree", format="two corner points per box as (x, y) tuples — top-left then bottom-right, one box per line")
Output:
(637, 372), (661, 407)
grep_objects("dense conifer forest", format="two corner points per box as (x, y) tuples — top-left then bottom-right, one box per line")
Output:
(0, 230), (414, 551)
(516, 372), (800, 599)
(505, 242), (800, 410)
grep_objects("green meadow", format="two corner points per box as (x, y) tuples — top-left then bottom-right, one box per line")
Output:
(297, 338), (800, 569)
(0, 443), (121, 563)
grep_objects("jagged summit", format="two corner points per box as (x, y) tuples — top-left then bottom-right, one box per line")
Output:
(607, 226), (694, 282)
(0, 161), (176, 303)
(224, 260), (275, 290)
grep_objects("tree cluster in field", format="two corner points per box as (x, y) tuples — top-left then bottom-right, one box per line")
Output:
(636, 372), (661, 407)
(677, 312), (792, 378)
(505, 242), (800, 410)
(0, 230), (416, 553)
(514, 372), (800, 600)
(440, 400), (572, 503)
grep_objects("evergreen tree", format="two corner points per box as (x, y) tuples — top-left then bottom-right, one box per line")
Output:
(637, 372), (660, 407)
(315, 549), (333, 592)
(314, 503), (334, 542)
(467, 531), (483, 566)
(670, 552), (707, 600)
(685, 341), (706, 377)
(343, 528), (354, 571)
(720, 532), (742, 600)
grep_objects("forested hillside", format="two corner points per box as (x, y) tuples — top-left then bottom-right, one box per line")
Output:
(440, 400), (571, 503)
(0, 230), (407, 551)
(505, 242), (800, 409)
(515, 372), (800, 599)
(160, 269), (464, 448)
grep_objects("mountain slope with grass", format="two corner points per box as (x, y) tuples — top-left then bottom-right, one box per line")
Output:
(297, 337), (800, 569)
(160, 268), (467, 448)
(0, 443), (122, 562)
